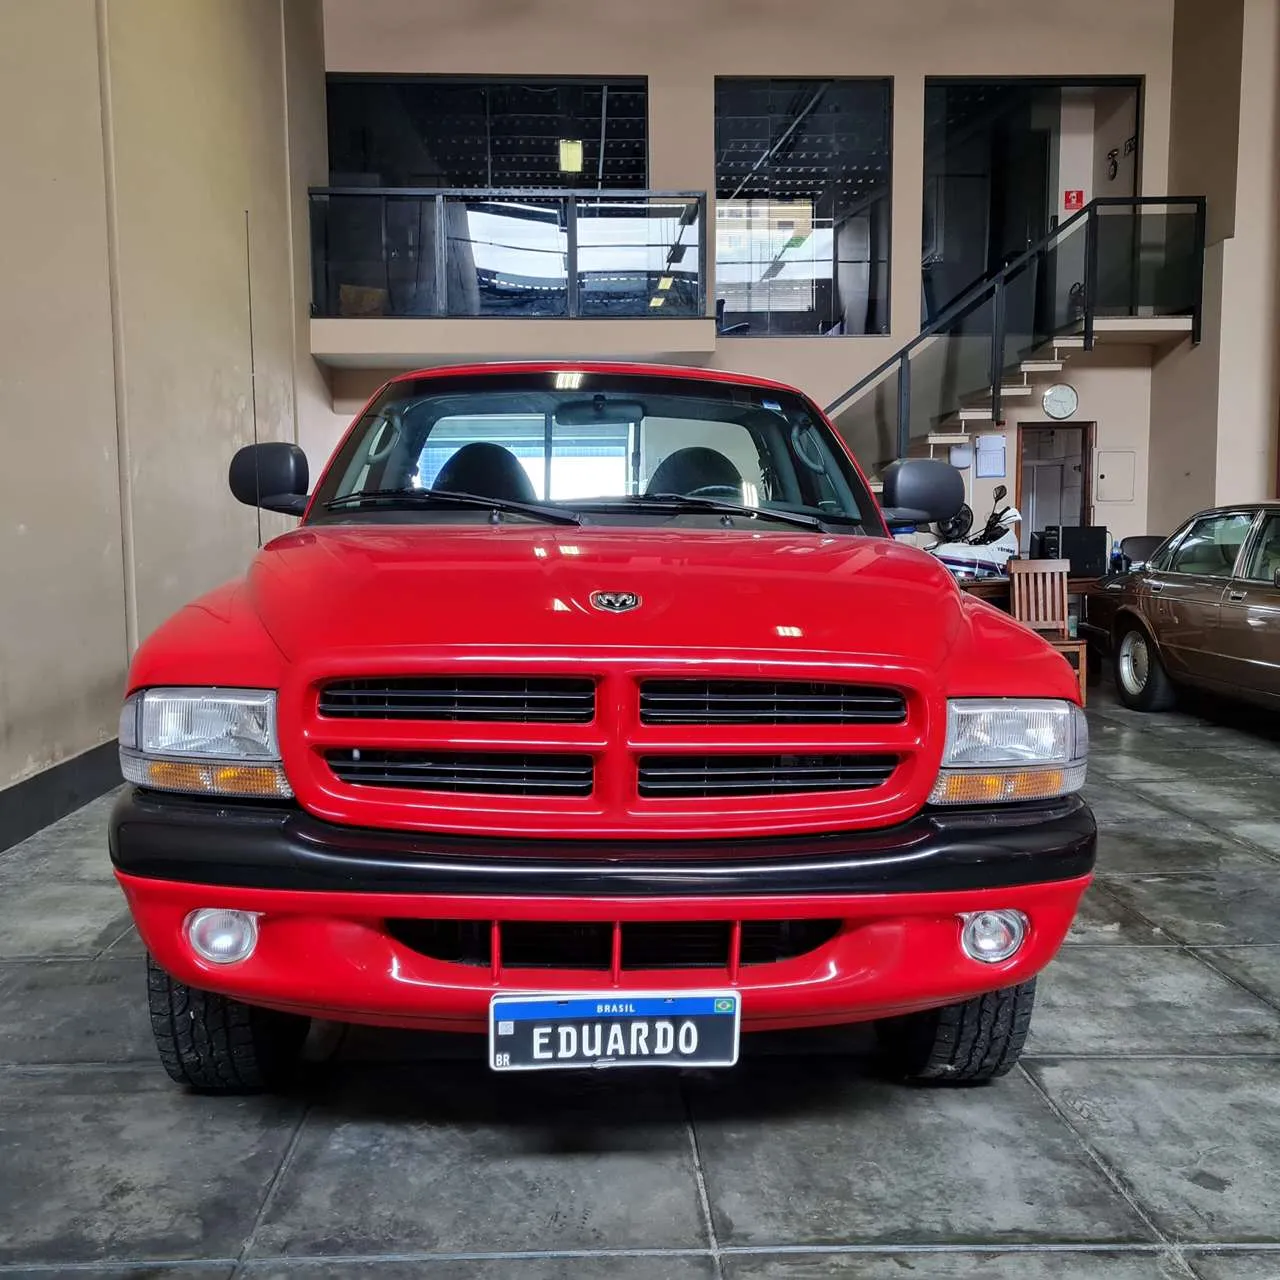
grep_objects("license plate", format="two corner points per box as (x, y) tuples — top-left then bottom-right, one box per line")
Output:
(489, 991), (741, 1072)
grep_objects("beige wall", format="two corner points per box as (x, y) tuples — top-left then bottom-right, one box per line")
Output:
(0, 0), (127, 788)
(0, 0), (327, 793)
(1150, 0), (1279, 525)
(968, 349), (1154, 545)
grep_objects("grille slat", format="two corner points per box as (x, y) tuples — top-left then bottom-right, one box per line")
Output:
(326, 750), (594, 797)
(320, 677), (595, 723)
(386, 919), (842, 970)
(640, 679), (906, 726)
(638, 753), (898, 798)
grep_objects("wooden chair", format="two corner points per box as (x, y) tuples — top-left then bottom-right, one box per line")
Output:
(1007, 558), (1088, 703)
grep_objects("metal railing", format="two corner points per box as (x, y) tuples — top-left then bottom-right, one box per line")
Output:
(309, 187), (707, 320)
(826, 196), (1207, 475)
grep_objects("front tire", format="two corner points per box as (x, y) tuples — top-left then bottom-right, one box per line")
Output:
(147, 955), (309, 1092)
(875, 980), (1036, 1083)
(1115, 624), (1176, 711)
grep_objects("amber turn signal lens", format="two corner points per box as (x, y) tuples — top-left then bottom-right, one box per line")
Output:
(929, 766), (1083, 806)
(133, 759), (293, 799)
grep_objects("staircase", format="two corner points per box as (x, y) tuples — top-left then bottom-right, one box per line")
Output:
(826, 197), (1206, 476)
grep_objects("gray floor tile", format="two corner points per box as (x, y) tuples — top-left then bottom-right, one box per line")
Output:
(102, 922), (147, 957)
(1102, 872), (1280, 946)
(721, 1251), (1192, 1279)
(1222, 820), (1280, 855)
(1065, 885), (1174, 944)
(1129, 777), (1280, 825)
(0, 957), (152, 1064)
(686, 1059), (1151, 1247)
(0, 1069), (304, 1265)
(251, 1067), (708, 1257)
(1193, 947), (1280, 1013)
(0, 879), (132, 958)
(0, 1269), (234, 1279)
(1027, 947), (1280, 1056)
(244, 1260), (717, 1279)
(1092, 826), (1271, 878)
(1026, 1058), (1280, 1243)
(1184, 1251), (1280, 1278)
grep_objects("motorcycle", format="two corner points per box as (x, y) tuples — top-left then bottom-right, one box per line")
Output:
(928, 484), (1023, 580)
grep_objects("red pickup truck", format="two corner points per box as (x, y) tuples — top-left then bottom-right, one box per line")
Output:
(110, 363), (1093, 1092)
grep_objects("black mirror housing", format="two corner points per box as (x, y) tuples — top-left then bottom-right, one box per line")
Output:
(879, 459), (965, 529)
(229, 443), (309, 516)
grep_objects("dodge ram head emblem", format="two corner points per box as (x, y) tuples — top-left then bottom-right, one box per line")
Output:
(590, 590), (641, 613)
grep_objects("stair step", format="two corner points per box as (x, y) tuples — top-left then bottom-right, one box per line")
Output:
(927, 432), (971, 446)
(1054, 337), (1085, 351)
(1021, 360), (1063, 373)
(956, 407), (994, 422)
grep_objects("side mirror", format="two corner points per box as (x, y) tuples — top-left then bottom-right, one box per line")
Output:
(880, 459), (965, 530)
(229, 443), (309, 517)
(1274, 567), (1280, 590)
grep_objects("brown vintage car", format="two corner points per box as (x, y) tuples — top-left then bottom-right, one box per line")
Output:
(1087, 502), (1280, 711)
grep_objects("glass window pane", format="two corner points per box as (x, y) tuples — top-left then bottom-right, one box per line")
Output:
(1243, 515), (1280, 583)
(1168, 513), (1255, 576)
(715, 78), (892, 337)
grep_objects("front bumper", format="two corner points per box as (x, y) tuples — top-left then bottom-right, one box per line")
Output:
(111, 789), (1095, 1032)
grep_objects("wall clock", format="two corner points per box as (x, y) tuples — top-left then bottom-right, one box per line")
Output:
(1042, 383), (1079, 421)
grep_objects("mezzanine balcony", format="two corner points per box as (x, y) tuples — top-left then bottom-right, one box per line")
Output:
(308, 187), (715, 367)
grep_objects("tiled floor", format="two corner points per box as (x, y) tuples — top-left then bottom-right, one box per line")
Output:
(2, 686), (1280, 1278)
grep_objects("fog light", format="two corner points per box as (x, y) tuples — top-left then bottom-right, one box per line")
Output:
(186, 908), (259, 965)
(960, 909), (1028, 963)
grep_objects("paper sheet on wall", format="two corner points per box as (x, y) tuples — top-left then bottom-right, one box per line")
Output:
(975, 434), (1006, 479)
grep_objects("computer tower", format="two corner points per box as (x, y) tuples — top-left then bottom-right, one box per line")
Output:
(1030, 528), (1060, 560)
(1056, 526), (1109, 577)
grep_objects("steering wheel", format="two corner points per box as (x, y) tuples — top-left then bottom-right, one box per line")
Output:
(686, 485), (743, 502)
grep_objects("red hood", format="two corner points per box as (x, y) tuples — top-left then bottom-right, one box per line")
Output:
(245, 524), (966, 666)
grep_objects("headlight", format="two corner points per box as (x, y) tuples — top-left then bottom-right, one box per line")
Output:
(118, 688), (292, 799)
(929, 698), (1087, 805)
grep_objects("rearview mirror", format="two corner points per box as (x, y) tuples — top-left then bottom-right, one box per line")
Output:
(879, 459), (965, 529)
(555, 397), (646, 428)
(229, 442), (309, 516)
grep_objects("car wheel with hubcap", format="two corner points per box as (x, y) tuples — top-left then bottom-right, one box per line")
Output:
(147, 954), (309, 1092)
(875, 979), (1036, 1083)
(1115, 624), (1176, 711)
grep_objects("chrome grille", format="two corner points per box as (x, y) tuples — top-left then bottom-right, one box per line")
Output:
(639, 678), (906, 725)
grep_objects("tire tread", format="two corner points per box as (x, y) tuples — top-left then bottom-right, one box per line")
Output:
(876, 979), (1036, 1083)
(146, 955), (307, 1092)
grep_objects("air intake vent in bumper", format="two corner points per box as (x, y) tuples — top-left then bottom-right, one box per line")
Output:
(386, 918), (843, 970)
(639, 679), (906, 725)
(319, 677), (595, 723)
(637, 754), (898, 798)
(326, 749), (594, 797)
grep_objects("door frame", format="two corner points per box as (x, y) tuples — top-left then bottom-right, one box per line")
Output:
(1014, 421), (1096, 531)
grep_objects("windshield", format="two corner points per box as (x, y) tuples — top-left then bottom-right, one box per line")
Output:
(308, 370), (879, 534)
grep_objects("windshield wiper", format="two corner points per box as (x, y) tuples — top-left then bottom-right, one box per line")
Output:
(323, 488), (581, 526)
(579, 494), (826, 531)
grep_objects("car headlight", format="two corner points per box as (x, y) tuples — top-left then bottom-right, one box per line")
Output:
(929, 698), (1087, 805)
(118, 688), (292, 799)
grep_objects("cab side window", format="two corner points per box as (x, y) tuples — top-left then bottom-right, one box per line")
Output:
(1166, 512), (1254, 577)
(1241, 514), (1280, 583)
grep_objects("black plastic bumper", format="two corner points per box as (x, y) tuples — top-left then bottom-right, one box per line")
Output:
(109, 789), (1096, 898)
